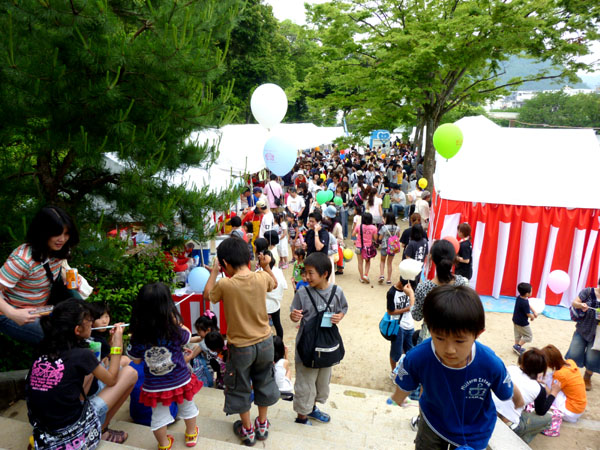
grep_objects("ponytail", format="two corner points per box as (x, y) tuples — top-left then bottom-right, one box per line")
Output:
(431, 239), (456, 284)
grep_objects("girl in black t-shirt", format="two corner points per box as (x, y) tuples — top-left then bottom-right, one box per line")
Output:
(26, 299), (135, 447)
(455, 222), (473, 280)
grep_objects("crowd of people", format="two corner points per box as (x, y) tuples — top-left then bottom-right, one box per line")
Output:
(0, 143), (598, 449)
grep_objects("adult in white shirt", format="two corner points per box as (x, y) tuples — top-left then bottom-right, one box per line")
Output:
(257, 201), (274, 238)
(285, 187), (305, 218)
(265, 174), (283, 209)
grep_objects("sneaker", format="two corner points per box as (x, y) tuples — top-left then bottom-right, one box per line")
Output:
(410, 416), (420, 432)
(307, 406), (331, 423)
(512, 344), (522, 355)
(233, 420), (256, 447)
(254, 418), (270, 441)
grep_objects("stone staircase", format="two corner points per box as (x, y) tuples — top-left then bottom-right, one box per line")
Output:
(0, 382), (528, 449)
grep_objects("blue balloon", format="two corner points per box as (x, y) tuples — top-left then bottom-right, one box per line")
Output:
(263, 136), (297, 176)
(188, 267), (210, 293)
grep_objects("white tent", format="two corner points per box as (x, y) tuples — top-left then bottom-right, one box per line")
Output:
(433, 116), (600, 209)
(430, 115), (600, 306)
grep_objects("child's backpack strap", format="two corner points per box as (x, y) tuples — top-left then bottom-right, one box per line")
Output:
(305, 285), (337, 313)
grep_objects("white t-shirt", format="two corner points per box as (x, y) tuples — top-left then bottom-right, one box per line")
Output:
(274, 359), (293, 393)
(368, 197), (383, 223)
(286, 195), (305, 215)
(493, 365), (541, 424)
(265, 267), (287, 313)
(415, 199), (430, 221)
(259, 211), (274, 238)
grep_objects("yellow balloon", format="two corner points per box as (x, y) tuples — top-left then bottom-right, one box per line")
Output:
(343, 248), (354, 261)
(418, 177), (428, 189)
(320, 173), (326, 180)
(381, 153), (386, 159)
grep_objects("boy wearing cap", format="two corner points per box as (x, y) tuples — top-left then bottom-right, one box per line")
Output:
(257, 201), (274, 239)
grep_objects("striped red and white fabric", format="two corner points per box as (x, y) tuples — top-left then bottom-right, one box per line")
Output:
(430, 191), (600, 307)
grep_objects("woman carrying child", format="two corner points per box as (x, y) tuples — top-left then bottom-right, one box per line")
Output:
(26, 299), (137, 448)
(128, 283), (202, 450)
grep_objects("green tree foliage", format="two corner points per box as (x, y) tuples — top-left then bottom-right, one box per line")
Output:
(518, 92), (600, 130)
(304, 0), (599, 185)
(0, 0), (244, 247)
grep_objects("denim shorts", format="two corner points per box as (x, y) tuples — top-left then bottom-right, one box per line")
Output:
(565, 330), (600, 373)
(89, 394), (108, 425)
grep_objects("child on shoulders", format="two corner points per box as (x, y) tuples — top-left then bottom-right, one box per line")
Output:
(512, 282), (537, 355)
(392, 285), (513, 450)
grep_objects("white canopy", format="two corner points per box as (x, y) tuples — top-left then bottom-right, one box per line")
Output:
(433, 116), (600, 209)
(187, 123), (346, 179)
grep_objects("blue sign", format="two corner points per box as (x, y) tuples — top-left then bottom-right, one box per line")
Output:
(370, 129), (391, 148)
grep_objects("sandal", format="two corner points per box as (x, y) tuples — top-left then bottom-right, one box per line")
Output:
(359, 277), (366, 284)
(386, 280), (392, 285)
(102, 428), (128, 444)
(363, 276), (370, 284)
(158, 435), (174, 450)
(378, 276), (384, 284)
(185, 426), (199, 447)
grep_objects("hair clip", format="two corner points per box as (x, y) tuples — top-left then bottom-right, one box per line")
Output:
(204, 310), (216, 319)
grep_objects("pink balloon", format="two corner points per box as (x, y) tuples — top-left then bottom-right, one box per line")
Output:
(547, 270), (570, 294)
(442, 235), (460, 255)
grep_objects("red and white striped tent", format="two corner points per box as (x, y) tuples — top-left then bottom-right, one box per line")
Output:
(430, 116), (600, 307)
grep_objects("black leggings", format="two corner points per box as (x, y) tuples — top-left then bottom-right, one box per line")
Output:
(270, 309), (283, 338)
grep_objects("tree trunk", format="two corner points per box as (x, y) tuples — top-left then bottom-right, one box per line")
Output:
(422, 115), (438, 192)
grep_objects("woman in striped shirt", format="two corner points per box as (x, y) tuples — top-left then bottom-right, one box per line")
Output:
(0, 205), (79, 344)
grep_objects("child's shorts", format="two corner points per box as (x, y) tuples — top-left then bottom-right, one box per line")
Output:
(224, 336), (280, 415)
(151, 399), (198, 431)
(89, 394), (109, 425)
(514, 324), (533, 343)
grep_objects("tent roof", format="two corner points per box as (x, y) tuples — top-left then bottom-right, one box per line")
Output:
(188, 123), (345, 177)
(434, 116), (600, 209)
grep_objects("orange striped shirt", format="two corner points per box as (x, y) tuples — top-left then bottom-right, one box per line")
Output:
(0, 244), (62, 308)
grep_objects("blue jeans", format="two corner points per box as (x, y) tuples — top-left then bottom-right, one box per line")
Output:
(390, 328), (414, 362)
(566, 330), (600, 373)
(404, 205), (411, 219)
(391, 203), (406, 218)
(341, 209), (349, 238)
(0, 315), (44, 344)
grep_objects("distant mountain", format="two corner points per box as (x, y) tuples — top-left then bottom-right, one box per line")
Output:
(578, 73), (600, 89)
(496, 56), (589, 90)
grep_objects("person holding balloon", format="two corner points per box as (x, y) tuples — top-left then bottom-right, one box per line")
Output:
(565, 281), (600, 391)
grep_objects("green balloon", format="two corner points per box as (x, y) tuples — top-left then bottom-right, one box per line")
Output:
(325, 190), (334, 202)
(433, 123), (463, 159)
(316, 190), (329, 205)
(334, 196), (343, 206)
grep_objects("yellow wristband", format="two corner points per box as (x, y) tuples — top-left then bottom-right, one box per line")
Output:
(110, 347), (122, 355)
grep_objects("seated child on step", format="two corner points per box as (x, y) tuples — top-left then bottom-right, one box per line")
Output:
(185, 310), (219, 388)
(273, 336), (293, 401)
(204, 331), (228, 390)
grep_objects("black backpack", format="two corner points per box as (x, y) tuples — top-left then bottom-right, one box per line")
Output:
(297, 286), (345, 368)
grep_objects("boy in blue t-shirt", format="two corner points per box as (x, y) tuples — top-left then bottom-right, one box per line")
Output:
(391, 285), (513, 450)
(512, 282), (536, 355)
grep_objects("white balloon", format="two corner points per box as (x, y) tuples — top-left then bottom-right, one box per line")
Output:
(529, 297), (545, 315)
(250, 83), (288, 129)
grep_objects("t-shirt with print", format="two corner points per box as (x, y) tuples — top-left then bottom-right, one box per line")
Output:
(27, 347), (99, 430)
(405, 238), (428, 262)
(354, 224), (378, 248)
(379, 225), (399, 250)
(395, 339), (513, 450)
(209, 271), (275, 347)
(0, 244), (62, 308)
(128, 327), (192, 392)
(386, 286), (413, 330)
(259, 211), (274, 238)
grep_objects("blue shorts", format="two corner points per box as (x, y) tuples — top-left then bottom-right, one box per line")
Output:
(89, 394), (108, 425)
